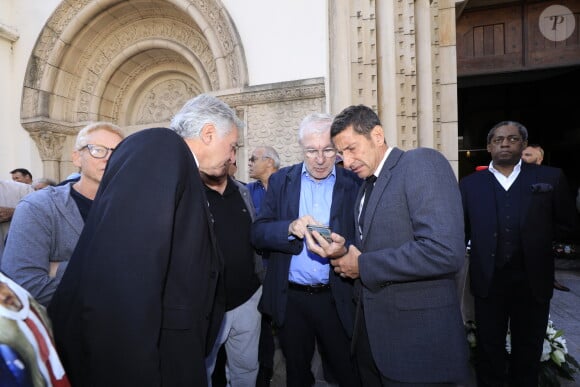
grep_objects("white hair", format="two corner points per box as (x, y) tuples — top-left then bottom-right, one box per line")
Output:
(170, 94), (244, 139)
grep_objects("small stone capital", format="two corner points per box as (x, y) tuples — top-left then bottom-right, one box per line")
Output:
(29, 131), (68, 161)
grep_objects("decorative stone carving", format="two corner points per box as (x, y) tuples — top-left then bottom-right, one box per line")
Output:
(22, 0), (246, 129)
(67, 19), (215, 122)
(329, 0), (450, 153)
(136, 80), (197, 124)
(22, 120), (81, 136)
(111, 58), (201, 124)
(219, 79), (325, 108)
(218, 79), (326, 169)
(246, 98), (325, 167)
(351, 2), (378, 108)
(28, 131), (68, 161)
(192, 0), (239, 81)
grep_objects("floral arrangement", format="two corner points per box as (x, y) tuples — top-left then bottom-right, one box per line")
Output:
(465, 319), (579, 387)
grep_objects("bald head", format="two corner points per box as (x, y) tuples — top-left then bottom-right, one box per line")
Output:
(522, 145), (544, 165)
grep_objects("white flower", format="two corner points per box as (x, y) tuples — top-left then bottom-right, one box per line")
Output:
(541, 339), (551, 362)
(467, 332), (477, 348)
(553, 336), (568, 354)
(467, 318), (579, 386)
(551, 349), (566, 366)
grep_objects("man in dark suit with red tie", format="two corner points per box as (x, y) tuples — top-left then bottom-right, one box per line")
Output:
(460, 121), (577, 386)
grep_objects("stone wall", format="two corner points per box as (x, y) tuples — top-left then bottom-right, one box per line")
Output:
(218, 78), (326, 179)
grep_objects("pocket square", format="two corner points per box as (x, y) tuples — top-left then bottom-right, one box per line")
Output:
(530, 183), (553, 193)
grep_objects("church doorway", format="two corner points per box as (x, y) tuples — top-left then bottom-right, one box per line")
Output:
(458, 65), (580, 196)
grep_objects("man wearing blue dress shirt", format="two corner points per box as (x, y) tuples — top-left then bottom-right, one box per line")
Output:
(252, 113), (361, 387)
(247, 145), (280, 216)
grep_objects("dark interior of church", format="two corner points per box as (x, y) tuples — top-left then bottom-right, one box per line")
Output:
(458, 64), (580, 195)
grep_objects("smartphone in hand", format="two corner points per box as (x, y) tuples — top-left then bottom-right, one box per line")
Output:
(306, 225), (332, 243)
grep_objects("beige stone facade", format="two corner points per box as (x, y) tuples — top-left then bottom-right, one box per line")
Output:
(5, 0), (461, 181)
(329, 0), (461, 172)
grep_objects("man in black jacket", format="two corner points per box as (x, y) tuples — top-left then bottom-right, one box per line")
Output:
(460, 121), (577, 386)
(49, 94), (242, 386)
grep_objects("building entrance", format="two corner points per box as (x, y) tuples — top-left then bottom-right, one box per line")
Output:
(458, 65), (580, 196)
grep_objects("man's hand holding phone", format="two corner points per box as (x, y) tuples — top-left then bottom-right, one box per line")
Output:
(305, 227), (361, 279)
(305, 225), (346, 258)
(306, 225), (332, 243)
(288, 215), (317, 239)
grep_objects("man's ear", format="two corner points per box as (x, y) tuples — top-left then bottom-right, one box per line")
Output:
(72, 150), (82, 168)
(200, 123), (216, 145)
(371, 125), (385, 145)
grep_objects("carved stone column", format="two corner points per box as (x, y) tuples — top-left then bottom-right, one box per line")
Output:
(29, 131), (67, 181)
(329, 0), (460, 175)
(376, 1), (398, 147)
(328, 0), (353, 113)
(438, 0), (462, 174)
(416, 0), (435, 148)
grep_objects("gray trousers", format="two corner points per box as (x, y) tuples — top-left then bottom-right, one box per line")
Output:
(206, 286), (262, 387)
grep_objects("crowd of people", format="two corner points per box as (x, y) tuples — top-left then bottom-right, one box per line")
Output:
(0, 94), (578, 387)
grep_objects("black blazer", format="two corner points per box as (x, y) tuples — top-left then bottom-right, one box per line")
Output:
(49, 128), (222, 386)
(460, 162), (577, 301)
(251, 163), (361, 336)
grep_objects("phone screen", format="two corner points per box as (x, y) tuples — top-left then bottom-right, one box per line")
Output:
(306, 225), (332, 242)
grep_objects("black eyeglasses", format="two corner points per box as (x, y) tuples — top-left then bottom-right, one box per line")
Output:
(81, 144), (116, 159)
(490, 136), (522, 145)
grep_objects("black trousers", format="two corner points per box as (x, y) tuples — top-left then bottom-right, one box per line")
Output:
(277, 287), (360, 387)
(474, 266), (550, 387)
(353, 306), (455, 387)
(256, 314), (275, 387)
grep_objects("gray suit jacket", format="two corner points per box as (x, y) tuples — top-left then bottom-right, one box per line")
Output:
(1, 183), (83, 306)
(356, 147), (469, 383)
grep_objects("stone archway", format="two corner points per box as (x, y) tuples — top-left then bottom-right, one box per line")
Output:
(20, 0), (247, 179)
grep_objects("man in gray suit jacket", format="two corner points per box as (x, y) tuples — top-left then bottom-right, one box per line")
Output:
(1, 122), (124, 305)
(308, 105), (469, 386)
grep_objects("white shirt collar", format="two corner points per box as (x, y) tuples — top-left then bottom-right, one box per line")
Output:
(488, 159), (522, 191)
(372, 146), (392, 179)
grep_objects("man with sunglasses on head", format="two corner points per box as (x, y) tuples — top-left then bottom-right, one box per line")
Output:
(1, 122), (124, 306)
(245, 145), (281, 386)
(247, 146), (280, 216)
(252, 113), (361, 387)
